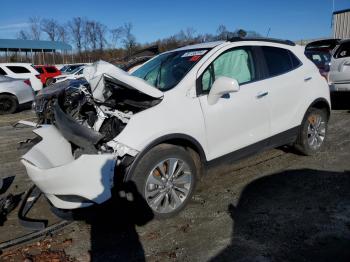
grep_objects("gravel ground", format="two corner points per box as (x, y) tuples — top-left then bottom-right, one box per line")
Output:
(0, 94), (350, 262)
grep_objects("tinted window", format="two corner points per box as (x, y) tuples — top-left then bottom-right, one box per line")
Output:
(36, 67), (44, 74)
(45, 67), (57, 73)
(289, 51), (302, 68)
(0, 67), (7, 75)
(7, 66), (30, 74)
(335, 42), (350, 58)
(262, 46), (295, 77)
(201, 47), (256, 93)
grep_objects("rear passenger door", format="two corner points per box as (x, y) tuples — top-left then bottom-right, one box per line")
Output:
(329, 42), (350, 89)
(259, 46), (304, 138)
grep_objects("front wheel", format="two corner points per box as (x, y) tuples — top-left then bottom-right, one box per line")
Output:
(294, 108), (328, 155)
(130, 144), (197, 219)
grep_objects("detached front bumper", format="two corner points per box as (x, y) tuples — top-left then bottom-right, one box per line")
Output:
(21, 125), (116, 209)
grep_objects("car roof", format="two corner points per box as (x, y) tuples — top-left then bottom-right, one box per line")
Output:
(0, 63), (33, 65)
(172, 41), (226, 52)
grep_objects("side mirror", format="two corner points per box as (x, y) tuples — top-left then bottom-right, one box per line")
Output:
(207, 76), (240, 105)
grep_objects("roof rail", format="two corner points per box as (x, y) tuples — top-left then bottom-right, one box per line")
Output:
(227, 37), (296, 46)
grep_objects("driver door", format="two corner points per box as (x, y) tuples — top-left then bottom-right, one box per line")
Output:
(198, 46), (270, 161)
(330, 41), (350, 90)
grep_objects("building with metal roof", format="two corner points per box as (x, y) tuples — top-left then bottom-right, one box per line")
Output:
(0, 39), (73, 64)
(333, 9), (350, 39)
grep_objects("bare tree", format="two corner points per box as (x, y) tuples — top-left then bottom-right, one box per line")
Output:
(96, 22), (107, 51)
(216, 24), (228, 40)
(68, 17), (84, 54)
(185, 27), (197, 40)
(121, 22), (137, 56)
(111, 26), (124, 48)
(57, 24), (70, 43)
(41, 19), (59, 41)
(17, 30), (30, 40)
(29, 16), (41, 40)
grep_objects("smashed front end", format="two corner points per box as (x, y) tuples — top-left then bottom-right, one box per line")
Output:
(21, 61), (163, 209)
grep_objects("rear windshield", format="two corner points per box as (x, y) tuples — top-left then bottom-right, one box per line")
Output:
(132, 49), (209, 91)
(45, 67), (57, 73)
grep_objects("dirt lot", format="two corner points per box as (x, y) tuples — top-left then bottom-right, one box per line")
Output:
(0, 94), (350, 262)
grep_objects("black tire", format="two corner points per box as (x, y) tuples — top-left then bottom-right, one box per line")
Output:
(45, 78), (54, 87)
(0, 94), (18, 115)
(294, 108), (328, 156)
(129, 144), (197, 219)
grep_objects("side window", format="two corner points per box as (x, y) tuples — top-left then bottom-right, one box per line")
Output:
(0, 67), (7, 75)
(7, 66), (31, 74)
(261, 46), (294, 77)
(335, 42), (350, 58)
(36, 67), (44, 74)
(201, 47), (256, 93)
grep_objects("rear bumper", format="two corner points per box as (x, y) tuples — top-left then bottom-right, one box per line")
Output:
(21, 125), (116, 209)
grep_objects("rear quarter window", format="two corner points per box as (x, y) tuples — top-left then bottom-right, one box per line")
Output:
(262, 46), (301, 77)
(6, 66), (31, 74)
(36, 67), (44, 74)
(0, 67), (7, 75)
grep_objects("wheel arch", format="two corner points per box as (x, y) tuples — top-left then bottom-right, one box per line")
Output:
(122, 133), (207, 181)
(309, 97), (331, 120)
(0, 92), (18, 100)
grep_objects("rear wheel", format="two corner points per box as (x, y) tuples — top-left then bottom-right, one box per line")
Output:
(294, 108), (328, 155)
(0, 94), (18, 115)
(130, 144), (197, 219)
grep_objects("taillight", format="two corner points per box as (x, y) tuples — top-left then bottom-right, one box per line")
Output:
(35, 74), (41, 79)
(24, 79), (31, 86)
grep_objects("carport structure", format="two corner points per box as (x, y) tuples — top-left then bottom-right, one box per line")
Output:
(0, 39), (73, 64)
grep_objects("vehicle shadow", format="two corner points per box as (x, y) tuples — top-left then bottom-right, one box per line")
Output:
(330, 92), (350, 110)
(74, 180), (154, 262)
(211, 169), (350, 262)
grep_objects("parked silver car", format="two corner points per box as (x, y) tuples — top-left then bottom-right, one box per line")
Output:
(0, 75), (34, 114)
(329, 39), (350, 91)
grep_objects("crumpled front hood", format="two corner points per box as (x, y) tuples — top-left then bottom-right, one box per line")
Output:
(83, 60), (164, 102)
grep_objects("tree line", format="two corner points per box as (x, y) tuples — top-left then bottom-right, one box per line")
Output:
(17, 16), (261, 63)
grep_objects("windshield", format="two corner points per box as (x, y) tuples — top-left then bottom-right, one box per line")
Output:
(131, 49), (209, 91)
(70, 66), (84, 75)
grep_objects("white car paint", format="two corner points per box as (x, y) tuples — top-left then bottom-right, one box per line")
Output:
(0, 75), (34, 105)
(0, 63), (43, 91)
(21, 125), (115, 209)
(21, 40), (330, 209)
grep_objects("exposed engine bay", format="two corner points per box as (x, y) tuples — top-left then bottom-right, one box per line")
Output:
(34, 61), (163, 157)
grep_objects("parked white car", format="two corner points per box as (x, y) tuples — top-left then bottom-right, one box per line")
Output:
(53, 66), (85, 83)
(0, 75), (34, 114)
(21, 38), (331, 218)
(329, 39), (350, 91)
(0, 63), (43, 92)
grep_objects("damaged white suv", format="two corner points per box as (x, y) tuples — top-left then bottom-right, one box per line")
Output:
(21, 38), (331, 218)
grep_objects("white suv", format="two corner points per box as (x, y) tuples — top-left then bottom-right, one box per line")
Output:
(21, 38), (331, 218)
(0, 63), (43, 91)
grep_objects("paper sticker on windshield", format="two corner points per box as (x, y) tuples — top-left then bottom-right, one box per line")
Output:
(181, 50), (208, 58)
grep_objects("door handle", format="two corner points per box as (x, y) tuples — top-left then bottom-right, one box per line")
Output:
(344, 61), (350, 66)
(256, 91), (268, 99)
(304, 77), (312, 82)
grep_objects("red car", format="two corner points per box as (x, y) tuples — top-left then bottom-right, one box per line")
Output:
(35, 65), (61, 86)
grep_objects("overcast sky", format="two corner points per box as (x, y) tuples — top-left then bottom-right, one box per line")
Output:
(0, 0), (349, 43)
